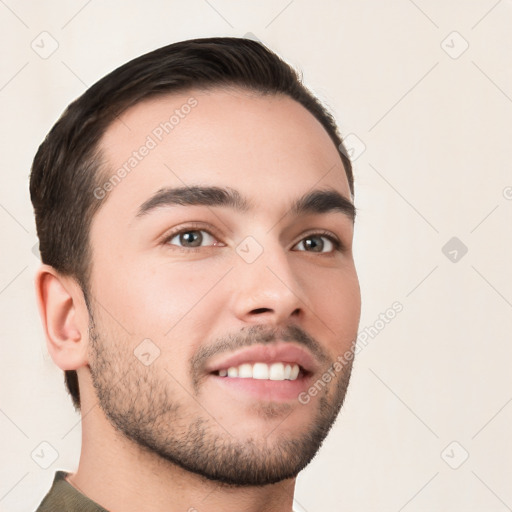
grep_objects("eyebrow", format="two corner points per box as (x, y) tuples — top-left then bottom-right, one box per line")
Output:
(136, 185), (356, 222)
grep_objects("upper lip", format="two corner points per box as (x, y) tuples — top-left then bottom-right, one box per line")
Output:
(205, 342), (319, 374)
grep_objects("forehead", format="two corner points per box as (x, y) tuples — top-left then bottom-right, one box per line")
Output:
(96, 87), (350, 220)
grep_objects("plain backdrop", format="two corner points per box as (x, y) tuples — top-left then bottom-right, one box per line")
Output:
(1, 1), (511, 511)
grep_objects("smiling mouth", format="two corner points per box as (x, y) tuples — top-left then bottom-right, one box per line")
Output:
(211, 362), (309, 381)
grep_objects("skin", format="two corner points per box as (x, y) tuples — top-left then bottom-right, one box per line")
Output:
(36, 87), (361, 512)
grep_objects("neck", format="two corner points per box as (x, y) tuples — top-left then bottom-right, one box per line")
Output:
(69, 400), (296, 512)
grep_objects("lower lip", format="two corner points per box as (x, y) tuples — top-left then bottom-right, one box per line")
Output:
(209, 373), (314, 402)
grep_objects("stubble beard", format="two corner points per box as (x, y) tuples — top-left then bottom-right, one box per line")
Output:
(87, 313), (354, 487)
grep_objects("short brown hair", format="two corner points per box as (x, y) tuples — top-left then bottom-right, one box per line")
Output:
(30, 36), (354, 410)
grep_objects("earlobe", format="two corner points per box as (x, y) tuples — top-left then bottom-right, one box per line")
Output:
(35, 265), (89, 371)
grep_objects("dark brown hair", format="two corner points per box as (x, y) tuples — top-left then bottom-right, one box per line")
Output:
(30, 36), (354, 410)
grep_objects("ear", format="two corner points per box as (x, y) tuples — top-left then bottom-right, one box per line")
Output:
(35, 264), (90, 370)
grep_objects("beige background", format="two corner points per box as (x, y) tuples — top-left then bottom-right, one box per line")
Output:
(1, 1), (511, 510)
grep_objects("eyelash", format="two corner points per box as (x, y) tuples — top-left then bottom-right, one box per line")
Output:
(162, 224), (343, 254)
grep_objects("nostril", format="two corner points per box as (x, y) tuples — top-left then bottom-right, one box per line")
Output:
(251, 308), (272, 314)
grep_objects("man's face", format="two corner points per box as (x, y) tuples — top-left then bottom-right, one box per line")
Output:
(86, 87), (361, 485)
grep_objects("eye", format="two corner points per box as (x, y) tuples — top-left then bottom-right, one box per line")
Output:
(293, 233), (341, 253)
(165, 228), (222, 249)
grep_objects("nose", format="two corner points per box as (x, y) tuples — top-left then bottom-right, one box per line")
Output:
(230, 237), (305, 326)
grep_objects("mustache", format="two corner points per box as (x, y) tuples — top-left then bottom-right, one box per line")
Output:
(190, 324), (330, 378)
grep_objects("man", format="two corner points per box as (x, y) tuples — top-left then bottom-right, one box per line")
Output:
(30, 36), (361, 511)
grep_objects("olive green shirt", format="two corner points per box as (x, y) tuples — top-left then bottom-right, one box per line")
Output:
(36, 471), (108, 512)
(37, 470), (298, 511)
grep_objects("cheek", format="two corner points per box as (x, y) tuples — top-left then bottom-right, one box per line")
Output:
(113, 258), (229, 336)
(303, 264), (361, 344)
(94, 259), (229, 385)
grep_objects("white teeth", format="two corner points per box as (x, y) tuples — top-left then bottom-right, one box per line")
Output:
(252, 362), (269, 379)
(218, 362), (301, 381)
(269, 362), (285, 380)
(238, 363), (253, 378)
